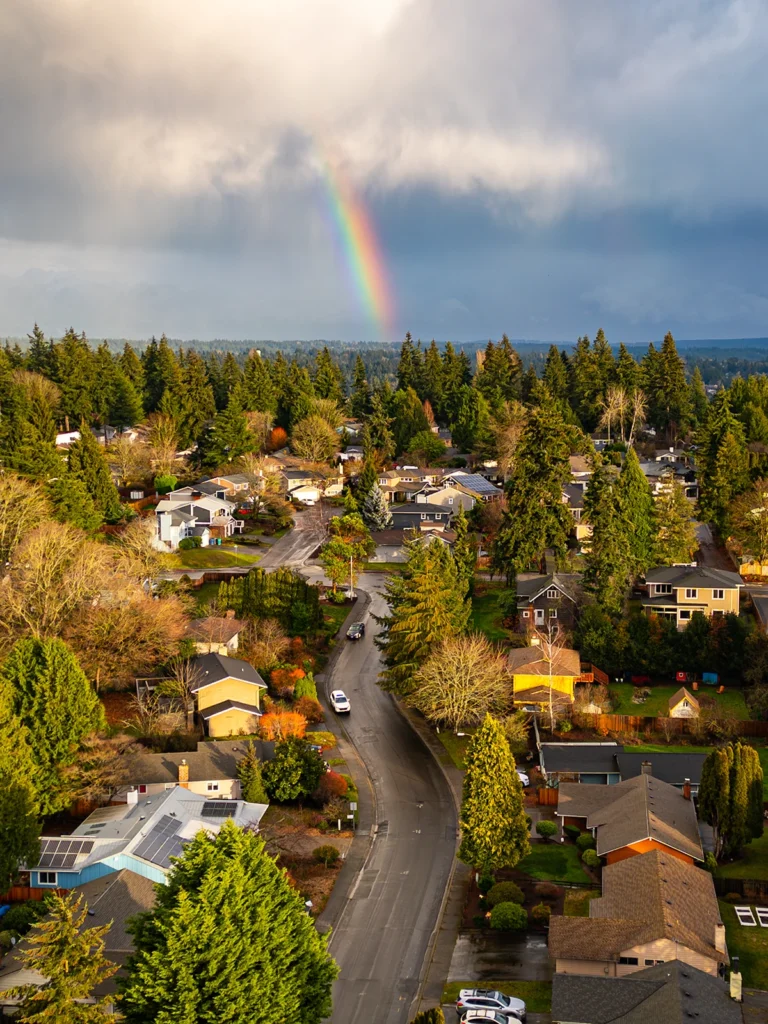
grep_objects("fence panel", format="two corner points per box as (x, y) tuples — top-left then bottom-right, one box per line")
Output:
(573, 711), (768, 739)
(713, 877), (768, 902)
(537, 787), (559, 806)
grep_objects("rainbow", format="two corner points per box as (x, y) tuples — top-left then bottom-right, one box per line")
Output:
(319, 155), (396, 340)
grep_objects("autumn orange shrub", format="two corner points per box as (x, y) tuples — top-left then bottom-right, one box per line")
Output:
(290, 636), (304, 655)
(294, 696), (324, 724)
(268, 426), (289, 451)
(270, 665), (306, 698)
(260, 711), (307, 741)
(315, 771), (348, 803)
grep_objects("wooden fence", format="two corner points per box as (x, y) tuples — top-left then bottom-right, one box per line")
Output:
(0, 886), (66, 903)
(572, 711), (768, 739)
(713, 877), (768, 902)
(537, 787), (559, 807)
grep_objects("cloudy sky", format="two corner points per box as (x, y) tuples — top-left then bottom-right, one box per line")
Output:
(1, 0), (767, 343)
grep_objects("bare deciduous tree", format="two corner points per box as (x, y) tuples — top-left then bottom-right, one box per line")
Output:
(108, 436), (150, 487)
(0, 473), (51, 565)
(732, 480), (768, 563)
(157, 656), (203, 729)
(406, 633), (511, 731)
(146, 413), (180, 474)
(243, 411), (274, 453)
(491, 401), (527, 481)
(244, 617), (290, 671)
(123, 692), (163, 738)
(532, 620), (570, 733)
(627, 389), (647, 448)
(62, 733), (142, 803)
(116, 516), (166, 585)
(290, 415), (338, 463)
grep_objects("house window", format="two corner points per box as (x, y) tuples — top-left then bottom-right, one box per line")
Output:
(449, 498), (454, 504)
(39, 872), (57, 886)
(654, 584), (672, 595)
(685, 588), (698, 599)
(618, 956), (638, 965)
(679, 610), (691, 620)
(207, 782), (219, 792)
(138, 784), (147, 794)
(435, 514), (442, 520)
(130, 490), (143, 500)
(645, 959), (665, 966)
(164, 783), (175, 790)
(522, 611), (530, 619)
(546, 589), (558, 599)
(549, 609), (558, 619)
(421, 513), (426, 520)
(713, 589), (724, 600)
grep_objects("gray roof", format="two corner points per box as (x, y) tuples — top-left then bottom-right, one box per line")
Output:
(199, 698), (262, 720)
(123, 739), (275, 785)
(639, 460), (693, 478)
(282, 468), (315, 480)
(516, 573), (581, 604)
(617, 751), (706, 787)
(562, 483), (585, 509)
(645, 565), (742, 588)
(551, 961), (740, 1024)
(541, 742), (620, 775)
(388, 503), (449, 515)
(190, 652), (267, 692)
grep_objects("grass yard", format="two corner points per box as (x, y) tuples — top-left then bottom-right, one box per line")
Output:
(442, 981), (552, 1014)
(322, 602), (351, 636)
(471, 588), (514, 642)
(719, 900), (768, 989)
(437, 729), (475, 769)
(716, 830), (768, 882)
(193, 581), (222, 612)
(563, 888), (601, 917)
(362, 561), (405, 572)
(609, 682), (750, 719)
(166, 548), (261, 570)
(517, 843), (592, 884)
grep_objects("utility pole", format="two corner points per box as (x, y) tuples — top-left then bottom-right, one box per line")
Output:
(348, 554), (356, 601)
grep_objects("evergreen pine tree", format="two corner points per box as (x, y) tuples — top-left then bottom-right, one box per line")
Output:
(8, 892), (117, 1022)
(313, 346), (346, 403)
(237, 350), (277, 414)
(654, 481), (697, 564)
(120, 342), (146, 397)
(696, 392), (750, 536)
(568, 335), (602, 430)
(0, 638), (105, 816)
(458, 714), (531, 874)
(644, 332), (690, 439)
(177, 350), (217, 447)
(361, 393), (395, 461)
(616, 343), (640, 393)
(356, 460), (378, 503)
(110, 368), (144, 428)
(349, 354), (372, 419)
(689, 366), (709, 426)
(220, 352), (244, 408)
(51, 329), (97, 429)
(0, 685), (40, 891)
(197, 400), (256, 468)
(376, 541), (470, 695)
(421, 341), (444, 414)
(236, 742), (269, 803)
(46, 474), (103, 531)
(152, 335), (184, 418)
(279, 362), (315, 428)
(26, 324), (54, 375)
(543, 345), (569, 398)
(616, 447), (657, 575)
(452, 504), (477, 595)
(361, 483), (393, 531)
(440, 342), (466, 423)
(450, 386), (491, 453)
(397, 333), (420, 393)
(67, 425), (122, 521)
(120, 821), (338, 1024)
(583, 465), (634, 614)
(91, 341), (120, 428)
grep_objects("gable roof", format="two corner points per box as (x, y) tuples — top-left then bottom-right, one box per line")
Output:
(669, 686), (699, 711)
(190, 652), (267, 692)
(556, 774), (703, 860)
(551, 961), (740, 1024)
(186, 616), (246, 644)
(645, 565), (742, 588)
(540, 742), (621, 776)
(507, 645), (582, 677)
(549, 850), (725, 966)
(123, 739), (275, 785)
(615, 751), (706, 787)
(516, 573), (581, 604)
(443, 471), (502, 497)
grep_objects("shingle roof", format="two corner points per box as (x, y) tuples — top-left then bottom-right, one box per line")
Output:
(199, 698), (263, 720)
(551, 961), (740, 1024)
(186, 616), (246, 644)
(668, 686), (699, 711)
(190, 652), (267, 691)
(515, 573), (581, 604)
(616, 751), (706, 787)
(557, 774), (703, 860)
(122, 739), (275, 785)
(549, 850), (725, 966)
(507, 646), (582, 677)
(513, 685), (574, 707)
(540, 742), (620, 775)
(645, 565), (742, 588)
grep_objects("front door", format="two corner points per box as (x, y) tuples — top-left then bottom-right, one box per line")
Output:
(534, 608), (545, 626)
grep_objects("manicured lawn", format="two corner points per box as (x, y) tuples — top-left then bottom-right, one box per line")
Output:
(437, 729), (474, 769)
(362, 561), (405, 572)
(517, 843), (592, 884)
(471, 587), (514, 642)
(193, 581), (222, 612)
(719, 900), (768, 989)
(563, 888), (601, 917)
(716, 829), (768, 881)
(609, 682), (750, 719)
(166, 548), (261, 570)
(322, 602), (352, 636)
(442, 981), (552, 1014)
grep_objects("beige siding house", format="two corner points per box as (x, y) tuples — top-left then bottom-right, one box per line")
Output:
(549, 850), (727, 978)
(642, 566), (742, 628)
(186, 612), (246, 655)
(669, 687), (700, 718)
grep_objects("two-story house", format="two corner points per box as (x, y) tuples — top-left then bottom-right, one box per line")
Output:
(206, 473), (251, 498)
(642, 566), (742, 628)
(639, 461), (698, 500)
(549, 850), (727, 979)
(190, 652), (267, 737)
(507, 645), (585, 711)
(378, 468), (447, 503)
(561, 485), (592, 543)
(414, 485), (475, 513)
(153, 488), (243, 551)
(515, 573), (582, 631)
(388, 503), (454, 531)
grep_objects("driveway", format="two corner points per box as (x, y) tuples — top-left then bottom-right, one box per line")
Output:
(695, 522), (737, 572)
(259, 508), (339, 569)
(321, 574), (457, 1024)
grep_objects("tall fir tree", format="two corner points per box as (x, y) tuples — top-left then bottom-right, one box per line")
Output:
(237, 349), (277, 414)
(120, 342), (146, 397)
(583, 464), (634, 614)
(7, 892), (117, 1022)
(46, 474), (103, 531)
(0, 638), (105, 815)
(0, 684), (40, 891)
(26, 323), (54, 375)
(396, 333), (420, 393)
(452, 504), (477, 595)
(361, 483), (393, 531)
(177, 350), (217, 447)
(313, 346), (346, 403)
(616, 343), (640, 393)
(421, 340), (445, 414)
(616, 447), (657, 574)
(67, 425), (122, 521)
(361, 393), (395, 461)
(689, 366), (709, 427)
(450, 385), (491, 453)
(643, 332), (691, 439)
(376, 540), (470, 695)
(120, 820), (338, 1024)
(349, 353), (372, 419)
(197, 399), (256, 467)
(458, 715), (531, 874)
(543, 345), (569, 399)
(391, 387), (430, 455)
(236, 742), (269, 803)
(654, 481), (697, 564)
(696, 391), (750, 536)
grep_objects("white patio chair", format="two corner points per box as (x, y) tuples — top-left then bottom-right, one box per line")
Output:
(755, 907), (768, 927)
(735, 906), (757, 926)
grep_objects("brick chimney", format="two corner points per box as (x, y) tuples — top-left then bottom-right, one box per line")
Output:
(683, 778), (691, 800)
(641, 761), (652, 776)
(715, 922), (726, 954)
(178, 759), (189, 787)
(225, 609), (236, 619)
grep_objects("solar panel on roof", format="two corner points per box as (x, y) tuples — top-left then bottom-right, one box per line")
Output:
(38, 853), (54, 867)
(80, 841), (94, 854)
(61, 853), (77, 868)
(201, 801), (237, 818)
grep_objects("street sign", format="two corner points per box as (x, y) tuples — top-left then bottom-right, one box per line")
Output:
(349, 802), (358, 811)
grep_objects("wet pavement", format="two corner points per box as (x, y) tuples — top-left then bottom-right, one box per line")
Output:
(448, 929), (553, 982)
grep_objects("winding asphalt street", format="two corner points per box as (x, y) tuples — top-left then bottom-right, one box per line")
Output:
(322, 574), (457, 1024)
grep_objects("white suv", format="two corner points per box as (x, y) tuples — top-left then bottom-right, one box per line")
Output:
(457, 989), (526, 1021)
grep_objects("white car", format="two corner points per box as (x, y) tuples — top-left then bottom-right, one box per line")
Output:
(330, 690), (350, 713)
(457, 988), (526, 1021)
(516, 769), (530, 787)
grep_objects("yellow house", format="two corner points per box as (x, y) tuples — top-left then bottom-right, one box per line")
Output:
(669, 686), (700, 718)
(507, 646), (583, 709)
(191, 652), (267, 738)
(643, 566), (742, 629)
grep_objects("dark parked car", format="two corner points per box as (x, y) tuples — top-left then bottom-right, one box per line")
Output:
(346, 621), (365, 641)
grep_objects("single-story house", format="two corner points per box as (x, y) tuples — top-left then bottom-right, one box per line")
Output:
(337, 446), (365, 462)
(368, 527), (456, 563)
(55, 430), (81, 447)
(549, 849), (727, 978)
(551, 959), (741, 1024)
(414, 485), (475, 512)
(516, 573), (581, 631)
(556, 770), (703, 864)
(115, 739), (275, 801)
(0, 869), (157, 1010)
(507, 645), (584, 710)
(669, 686), (700, 718)
(26, 785), (267, 890)
(190, 652), (267, 738)
(186, 611), (247, 655)
(539, 742), (707, 794)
